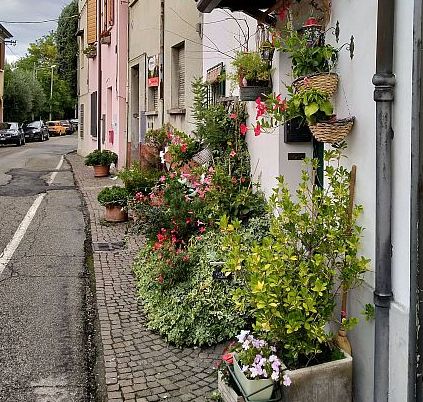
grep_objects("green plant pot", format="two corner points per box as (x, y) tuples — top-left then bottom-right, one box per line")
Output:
(233, 354), (273, 401)
(239, 85), (271, 101)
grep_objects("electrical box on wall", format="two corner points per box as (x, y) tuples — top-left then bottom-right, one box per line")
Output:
(284, 118), (312, 143)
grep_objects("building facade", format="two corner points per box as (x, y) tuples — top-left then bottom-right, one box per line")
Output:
(127, 0), (202, 164)
(0, 24), (12, 123)
(198, 1), (423, 401)
(77, 0), (128, 168)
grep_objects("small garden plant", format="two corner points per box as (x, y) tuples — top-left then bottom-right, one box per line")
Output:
(85, 149), (118, 166)
(97, 186), (129, 208)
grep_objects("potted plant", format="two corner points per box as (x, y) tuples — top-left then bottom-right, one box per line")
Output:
(100, 30), (111, 45)
(84, 149), (118, 177)
(275, 30), (339, 96)
(257, 87), (354, 143)
(221, 148), (370, 402)
(83, 43), (97, 59)
(97, 186), (129, 222)
(231, 51), (272, 101)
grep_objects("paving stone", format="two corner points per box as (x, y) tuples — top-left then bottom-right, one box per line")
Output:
(67, 153), (224, 401)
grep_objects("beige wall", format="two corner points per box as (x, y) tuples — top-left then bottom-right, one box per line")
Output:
(128, 0), (202, 146)
(0, 41), (5, 123)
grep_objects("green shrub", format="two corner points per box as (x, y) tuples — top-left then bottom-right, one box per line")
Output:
(117, 164), (160, 196)
(85, 149), (118, 166)
(97, 186), (129, 207)
(134, 231), (247, 347)
(145, 124), (172, 151)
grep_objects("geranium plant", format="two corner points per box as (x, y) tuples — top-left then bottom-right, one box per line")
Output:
(222, 148), (370, 368)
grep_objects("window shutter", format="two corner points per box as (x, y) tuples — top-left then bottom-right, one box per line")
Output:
(87, 0), (97, 44)
(153, 87), (158, 111)
(177, 46), (185, 109)
(80, 104), (85, 138)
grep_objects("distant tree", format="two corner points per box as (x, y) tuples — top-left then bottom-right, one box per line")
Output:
(16, 33), (57, 72)
(56, 0), (78, 98)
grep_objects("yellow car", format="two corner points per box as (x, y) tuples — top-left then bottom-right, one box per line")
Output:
(47, 121), (67, 136)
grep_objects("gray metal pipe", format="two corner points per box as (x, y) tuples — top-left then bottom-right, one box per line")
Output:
(373, 1), (395, 401)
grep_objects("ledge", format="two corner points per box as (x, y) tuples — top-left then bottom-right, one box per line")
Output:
(168, 108), (186, 115)
(145, 111), (158, 116)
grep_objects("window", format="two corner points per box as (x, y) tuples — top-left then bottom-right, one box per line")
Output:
(80, 104), (85, 138)
(148, 87), (158, 112)
(87, 0), (97, 44)
(90, 92), (97, 138)
(172, 43), (185, 109)
(206, 63), (226, 106)
(103, 0), (114, 30)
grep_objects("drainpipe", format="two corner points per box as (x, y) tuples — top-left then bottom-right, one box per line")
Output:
(372, 2), (395, 402)
(97, 0), (102, 151)
(160, 0), (165, 126)
(410, 1), (423, 399)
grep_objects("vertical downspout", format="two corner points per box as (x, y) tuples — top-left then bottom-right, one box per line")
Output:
(97, 0), (102, 151)
(160, 0), (165, 126)
(373, 2), (395, 402)
(410, 0), (423, 399)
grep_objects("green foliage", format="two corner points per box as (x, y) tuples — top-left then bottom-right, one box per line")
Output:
(117, 164), (160, 196)
(134, 231), (247, 346)
(56, 0), (78, 99)
(275, 31), (338, 78)
(258, 87), (333, 130)
(231, 51), (271, 84)
(97, 186), (129, 207)
(145, 124), (172, 151)
(167, 130), (200, 166)
(361, 303), (375, 321)
(85, 150), (118, 166)
(222, 149), (370, 368)
(3, 66), (46, 122)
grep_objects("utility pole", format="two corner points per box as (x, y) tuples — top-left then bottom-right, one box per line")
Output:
(160, 0), (165, 126)
(49, 65), (57, 121)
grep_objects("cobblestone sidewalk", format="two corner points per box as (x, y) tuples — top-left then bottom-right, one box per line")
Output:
(67, 153), (224, 402)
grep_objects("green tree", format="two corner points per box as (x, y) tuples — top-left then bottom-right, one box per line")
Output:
(56, 0), (78, 98)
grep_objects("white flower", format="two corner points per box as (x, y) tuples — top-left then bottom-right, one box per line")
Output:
(283, 374), (292, 387)
(270, 346), (277, 353)
(236, 330), (250, 343)
(159, 150), (165, 164)
(242, 365), (249, 373)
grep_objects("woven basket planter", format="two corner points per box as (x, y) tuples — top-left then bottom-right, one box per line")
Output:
(309, 117), (355, 144)
(293, 73), (339, 97)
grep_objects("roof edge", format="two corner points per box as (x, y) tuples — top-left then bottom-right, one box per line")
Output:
(196, 0), (224, 13)
(0, 24), (13, 39)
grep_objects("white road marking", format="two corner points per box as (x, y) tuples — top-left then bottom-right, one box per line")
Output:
(0, 155), (65, 276)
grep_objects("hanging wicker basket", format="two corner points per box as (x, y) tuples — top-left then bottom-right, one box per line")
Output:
(293, 73), (339, 97)
(309, 117), (355, 144)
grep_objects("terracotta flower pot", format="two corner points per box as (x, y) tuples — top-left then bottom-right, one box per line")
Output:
(140, 144), (160, 169)
(93, 165), (110, 177)
(104, 205), (128, 223)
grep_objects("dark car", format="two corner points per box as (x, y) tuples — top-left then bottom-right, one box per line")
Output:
(61, 120), (73, 135)
(70, 119), (78, 131)
(23, 121), (49, 142)
(0, 122), (25, 146)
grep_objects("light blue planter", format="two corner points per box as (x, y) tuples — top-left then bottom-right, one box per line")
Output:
(233, 354), (274, 401)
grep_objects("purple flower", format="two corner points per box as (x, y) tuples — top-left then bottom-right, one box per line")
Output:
(283, 374), (292, 387)
(236, 330), (250, 343)
(271, 371), (279, 381)
(272, 361), (281, 372)
(254, 354), (262, 364)
(249, 367), (259, 378)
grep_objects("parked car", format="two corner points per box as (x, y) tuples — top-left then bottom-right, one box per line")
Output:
(61, 120), (73, 135)
(70, 119), (79, 131)
(23, 120), (49, 142)
(47, 121), (67, 136)
(0, 122), (25, 146)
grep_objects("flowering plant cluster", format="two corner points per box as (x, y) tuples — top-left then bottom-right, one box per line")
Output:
(166, 129), (200, 166)
(221, 331), (292, 386)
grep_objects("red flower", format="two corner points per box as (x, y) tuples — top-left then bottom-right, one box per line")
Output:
(256, 97), (267, 119)
(181, 143), (188, 153)
(275, 94), (288, 112)
(229, 149), (237, 158)
(230, 113), (238, 119)
(182, 255), (190, 262)
(222, 353), (233, 365)
(199, 226), (206, 234)
(157, 274), (164, 284)
(254, 123), (262, 136)
(240, 123), (248, 136)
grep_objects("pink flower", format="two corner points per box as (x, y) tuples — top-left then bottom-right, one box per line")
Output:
(254, 123), (262, 136)
(229, 149), (237, 158)
(276, 95), (288, 111)
(230, 113), (237, 119)
(256, 97), (267, 119)
(181, 143), (188, 153)
(157, 274), (164, 284)
(159, 175), (166, 183)
(240, 123), (248, 136)
(199, 226), (206, 233)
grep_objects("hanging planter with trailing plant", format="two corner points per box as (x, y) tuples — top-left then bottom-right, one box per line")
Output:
(309, 116), (355, 144)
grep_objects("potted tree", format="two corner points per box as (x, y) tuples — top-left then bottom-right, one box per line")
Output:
(231, 51), (272, 101)
(85, 149), (118, 177)
(221, 148), (370, 402)
(97, 186), (129, 222)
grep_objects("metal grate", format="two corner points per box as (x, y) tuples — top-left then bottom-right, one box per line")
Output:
(92, 241), (125, 252)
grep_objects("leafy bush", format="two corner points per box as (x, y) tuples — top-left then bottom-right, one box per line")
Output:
(145, 124), (172, 151)
(117, 164), (160, 196)
(97, 186), (129, 207)
(231, 51), (272, 84)
(134, 231), (247, 346)
(222, 149), (370, 368)
(85, 149), (118, 166)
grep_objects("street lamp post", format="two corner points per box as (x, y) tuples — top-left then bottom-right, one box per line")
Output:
(49, 65), (57, 121)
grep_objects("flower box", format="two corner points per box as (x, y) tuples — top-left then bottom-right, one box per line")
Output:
(232, 354), (274, 401)
(218, 371), (245, 402)
(283, 352), (352, 402)
(239, 85), (271, 102)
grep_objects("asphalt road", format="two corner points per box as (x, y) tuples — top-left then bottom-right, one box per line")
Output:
(0, 135), (94, 402)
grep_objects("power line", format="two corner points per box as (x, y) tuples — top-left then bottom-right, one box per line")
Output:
(0, 15), (79, 24)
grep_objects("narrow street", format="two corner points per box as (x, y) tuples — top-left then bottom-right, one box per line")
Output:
(0, 135), (95, 402)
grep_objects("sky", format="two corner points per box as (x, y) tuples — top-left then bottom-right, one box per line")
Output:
(1, 0), (71, 63)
